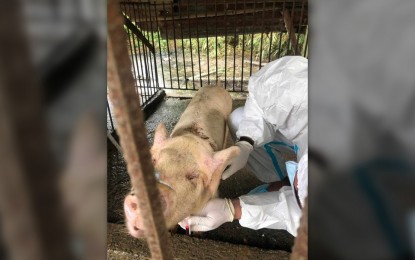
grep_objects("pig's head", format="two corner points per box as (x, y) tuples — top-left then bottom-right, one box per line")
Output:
(124, 123), (239, 238)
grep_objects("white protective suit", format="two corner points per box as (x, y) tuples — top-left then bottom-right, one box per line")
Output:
(228, 56), (308, 236)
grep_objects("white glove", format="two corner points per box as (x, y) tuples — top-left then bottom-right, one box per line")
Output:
(179, 198), (235, 232)
(222, 141), (253, 180)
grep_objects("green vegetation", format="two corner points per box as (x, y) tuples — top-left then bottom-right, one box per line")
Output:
(127, 29), (308, 61)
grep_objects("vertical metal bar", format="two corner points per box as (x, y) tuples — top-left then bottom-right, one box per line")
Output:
(268, 0), (276, 62)
(249, 0), (256, 77)
(277, 0), (286, 59)
(132, 31), (147, 105)
(215, 0), (218, 85)
(283, 8), (299, 56)
(147, 1), (160, 94)
(187, 0), (195, 89)
(205, 0), (210, 85)
(141, 3), (158, 99)
(259, 0), (266, 69)
(240, 0), (247, 92)
(296, 0), (306, 56)
(224, 0), (227, 88)
(134, 4), (151, 104)
(108, 2), (173, 258)
(232, 0), (237, 91)
(178, 0), (188, 89)
(107, 100), (115, 132)
(125, 4), (144, 104)
(133, 5), (149, 101)
(289, 0), (296, 54)
(154, 2), (166, 89)
(162, 2), (173, 89)
(171, 2), (181, 88)
(127, 4), (142, 95)
(195, 1), (203, 87)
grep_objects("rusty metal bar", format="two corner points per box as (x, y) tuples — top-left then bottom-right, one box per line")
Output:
(123, 14), (156, 54)
(283, 8), (299, 55)
(107, 1), (173, 259)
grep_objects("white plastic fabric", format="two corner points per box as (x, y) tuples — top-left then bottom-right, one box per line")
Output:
(239, 187), (301, 236)
(236, 56), (308, 159)
(296, 151), (308, 207)
(234, 56), (308, 235)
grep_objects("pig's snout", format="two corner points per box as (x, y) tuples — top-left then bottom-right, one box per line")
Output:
(124, 195), (146, 238)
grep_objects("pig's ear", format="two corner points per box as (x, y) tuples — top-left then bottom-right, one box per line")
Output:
(213, 146), (241, 170)
(153, 123), (169, 147)
(158, 184), (176, 216)
(204, 146), (240, 193)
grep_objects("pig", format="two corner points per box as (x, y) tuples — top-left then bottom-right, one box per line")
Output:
(124, 85), (240, 238)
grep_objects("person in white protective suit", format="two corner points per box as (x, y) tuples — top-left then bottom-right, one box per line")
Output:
(179, 56), (308, 236)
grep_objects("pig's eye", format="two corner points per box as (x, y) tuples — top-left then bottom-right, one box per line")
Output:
(186, 172), (199, 181)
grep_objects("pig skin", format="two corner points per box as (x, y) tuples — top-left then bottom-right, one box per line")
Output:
(124, 85), (240, 238)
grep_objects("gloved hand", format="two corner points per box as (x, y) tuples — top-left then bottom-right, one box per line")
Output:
(179, 198), (235, 232)
(222, 140), (253, 180)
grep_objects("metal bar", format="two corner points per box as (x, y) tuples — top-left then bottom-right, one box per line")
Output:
(249, 0), (256, 76)
(289, 0), (296, 54)
(147, 2), (160, 93)
(107, 100), (115, 131)
(131, 31), (147, 104)
(240, 0), (247, 91)
(139, 2), (156, 98)
(302, 25), (308, 57)
(277, 0), (286, 58)
(108, 1), (173, 259)
(268, 0), (276, 62)
(170, 2), (181, 88)
(195, 1), (203, 87)
(296, 0), (306, 56)
(107, 131), (123, 154)
(143, 3), (158, 97)
(303, 27), (308, 57)
(162, 2), (173, 89)
(259, 0), (266, 68)
(154, 2), (166, 89)
(124, 5), (141, 96)
(121, 1), (303, 6)
(205, 0), (210, 85)
(0, 1), (73, 258)
(123, 4), (143, 92)
(283, 8), (299, 55)
(124, 10), (143, 103)
(187, 0), (196, 89)
(132, 5), (150, 103)
(215, 0), (218, 85)
(224, 0), (227, 88)
(178, 0), (188, 89)
(123, 14), (155, 54)
(232, 0), (237, 91)
(139, 4), (153, 104)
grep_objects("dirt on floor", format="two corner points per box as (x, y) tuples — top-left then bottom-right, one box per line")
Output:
(107, 97), (295, 258)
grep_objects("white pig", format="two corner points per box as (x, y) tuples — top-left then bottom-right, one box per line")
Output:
(124, 85), (240, 237)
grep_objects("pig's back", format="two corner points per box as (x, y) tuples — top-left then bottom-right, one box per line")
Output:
(171, 85), (232, 151)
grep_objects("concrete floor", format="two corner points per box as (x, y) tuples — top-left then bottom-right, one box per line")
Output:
(107, 98), (294, 258)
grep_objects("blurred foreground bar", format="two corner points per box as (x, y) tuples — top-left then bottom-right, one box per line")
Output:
(310, 0), (415, 259)
(0, 0), (106, 259)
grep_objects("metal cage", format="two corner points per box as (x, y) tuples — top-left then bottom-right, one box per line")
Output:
(108, 0), (308, 132)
